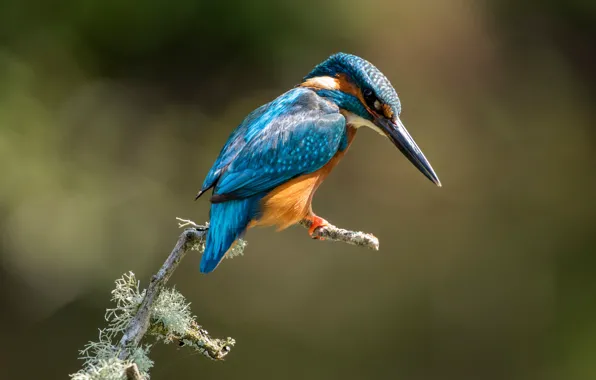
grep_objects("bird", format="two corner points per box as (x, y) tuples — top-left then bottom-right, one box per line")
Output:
(195, 53), (441, 273)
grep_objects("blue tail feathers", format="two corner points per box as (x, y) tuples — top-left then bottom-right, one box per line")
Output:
(200, 197), (259, 273)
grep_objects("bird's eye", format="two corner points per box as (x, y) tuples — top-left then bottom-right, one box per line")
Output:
(362, 88), (380, 111)
(362, 88), (374, 103)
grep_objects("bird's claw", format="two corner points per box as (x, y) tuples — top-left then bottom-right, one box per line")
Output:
(308, 216), (329, 240)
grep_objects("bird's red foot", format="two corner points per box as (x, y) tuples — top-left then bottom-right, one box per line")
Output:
(307, 215), (329, 240)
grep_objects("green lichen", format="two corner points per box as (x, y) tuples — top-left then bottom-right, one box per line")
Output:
(151, 286), (192, 336)
(71, 273), (153, 380)
(71, 269), (235, 379)
(226, 238), (247, 259)
(70, 357), (133, 380)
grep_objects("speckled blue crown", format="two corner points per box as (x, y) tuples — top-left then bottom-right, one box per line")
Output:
(304, 53), (401, 116)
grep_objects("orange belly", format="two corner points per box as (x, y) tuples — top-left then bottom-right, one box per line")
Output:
(250, 126), (357, 230)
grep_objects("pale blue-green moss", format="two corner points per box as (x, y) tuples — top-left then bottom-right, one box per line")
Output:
(128, 346), (154, 374)
(71, 271), (231, 379)
(225, 238), (247, 259)
(151, 287), (192, 336)
(72, 221), (240, 379)
(70, 357), (136, 380)
(71, 273), (153, 379)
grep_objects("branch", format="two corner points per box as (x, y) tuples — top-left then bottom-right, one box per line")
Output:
(125, 364), (143, 380)
(72, 221), (236, 380)
(299, 219), (379, 250)
(178, 217), (379, 250)
(147, 319), (232, 359)
(116, 228), (203, 357)
(116, 225), (232, 362)
(72, 214), (379, 379)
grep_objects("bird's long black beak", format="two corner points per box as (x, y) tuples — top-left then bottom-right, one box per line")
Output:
(375, 117), (441, 187)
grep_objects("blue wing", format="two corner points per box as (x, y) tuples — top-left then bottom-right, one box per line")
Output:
(199, 87), (348, 201)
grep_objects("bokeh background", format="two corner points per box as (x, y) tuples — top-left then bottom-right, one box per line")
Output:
(1, 0), (595, 379)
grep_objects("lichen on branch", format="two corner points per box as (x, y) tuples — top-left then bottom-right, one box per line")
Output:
(71, 271), (234, 380)
(72, 216), (379, 379)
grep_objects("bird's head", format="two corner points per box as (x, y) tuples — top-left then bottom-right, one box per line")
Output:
(301, 53), (441, 187)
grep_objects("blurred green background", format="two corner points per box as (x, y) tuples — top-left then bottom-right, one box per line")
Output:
(1, 0), (595, 379)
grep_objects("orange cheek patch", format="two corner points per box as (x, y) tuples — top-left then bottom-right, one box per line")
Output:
(334, 74), (360, 98)
(335, 74), (378, 117)
(382, 103), (394, 120)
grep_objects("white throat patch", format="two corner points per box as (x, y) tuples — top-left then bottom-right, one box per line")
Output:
(342, 111), (386, 137)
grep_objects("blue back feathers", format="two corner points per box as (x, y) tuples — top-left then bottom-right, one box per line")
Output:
(305, 53), (402, 119)
(201, 87), (348, 200)
(199, 87), (348, 273)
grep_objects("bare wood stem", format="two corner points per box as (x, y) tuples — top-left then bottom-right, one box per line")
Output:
(125, 364), (143, 380)
(299, 219), (379, 250)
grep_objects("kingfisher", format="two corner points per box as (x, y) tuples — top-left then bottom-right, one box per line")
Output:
(195, 53), (441, 273)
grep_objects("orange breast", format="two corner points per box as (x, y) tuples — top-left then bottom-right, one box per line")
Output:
(251, 126), (357, 230)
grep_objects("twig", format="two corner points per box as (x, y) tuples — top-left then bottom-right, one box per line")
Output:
(148, 320), (234, 360)
(299, 219), (379, 250)
(179, 216), (379, 250)
(117, 227), (207, 359)
(177, 218), (206, 229)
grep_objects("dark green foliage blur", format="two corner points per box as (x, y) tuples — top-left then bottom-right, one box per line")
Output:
(1, 0), (595, 379)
